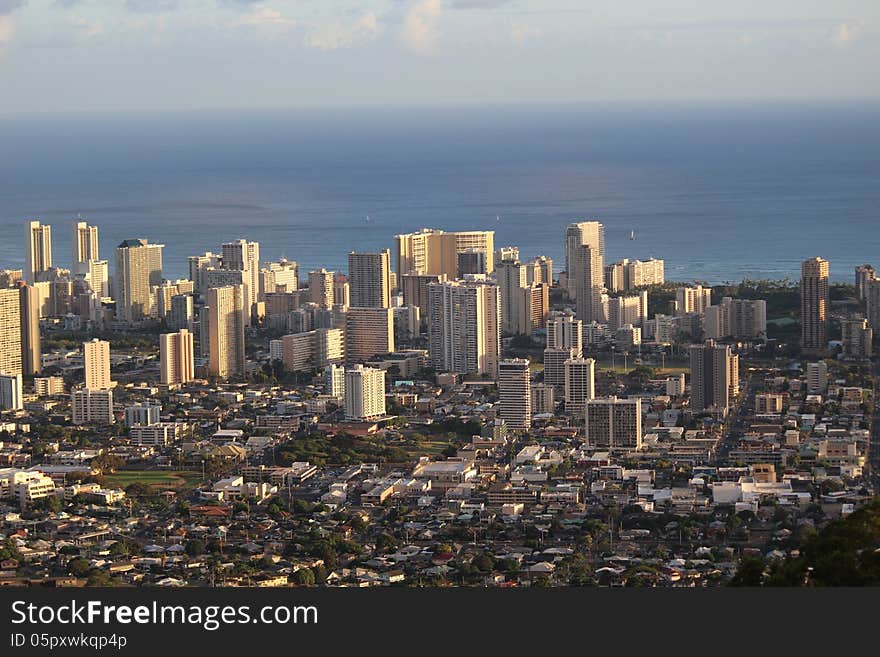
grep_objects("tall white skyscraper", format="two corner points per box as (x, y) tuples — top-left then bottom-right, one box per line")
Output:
(25, 220), (53, 284)
(344, 365), (386, 421)
(222, 239), (260, 322)
(207, 285), (246, 379)
(427, 279), (500, 377)
(565, 221), (604, 309)
(83, 338), (112, 390)
(544, 311), (582, 393)
(498, 358), (531, 430)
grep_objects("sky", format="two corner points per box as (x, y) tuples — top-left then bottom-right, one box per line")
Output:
(0, 0), (878, 113)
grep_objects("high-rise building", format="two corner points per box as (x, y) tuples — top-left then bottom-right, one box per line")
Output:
(124, 403), (161, 427)
(605, 258), (665, 293)
(801, 257), (830, 352)
(457, 249), (487, 276)
(841, 318), (873, 359)
(168, 294), (194, 331)
(855, 264), (876, 300)
(344, 365), (386, 421)
(544, 311), (582, 392)
(348, 250), (391, 308)
(806, 361), (829, 395)
(18, 283), (41, 375)
(333, 274), (350, 307)
(206, 285), (246, 379)
(115, 239), (163, 323)
(841, 319), (873, 359)
(704, 298), (767, 341)
(606, 291), (648, 330)
(585, 397), (642, 450)
(496, 259), (527, 335)
(427, 279), (500, 377)
(326, 363), (345, 399)
(221, 239), (260, 319)
(83, 338), (111, 390)
(564, 357), (595, 412)
(675, 285), (712, 315)
(71, 388), (114, 425)
(72, 220), (99, 266)
(0, 373), (23, 411)
(394, 228), (495, 279)
(24, 220), (53, 284)
(526, 256), (553, 286)
(0, 289), (23, 377)
(497, 358), (531, 431)
(865, 278), (880, 334)
(689, 340), (739, 415)
(188, 252), (221, 296)
(401, 273), (446, 315)
(345, 307), (394, 364)
(259, 258), (298, 299)
(308, 269), (335, 309)
(530, 383), (555, 415)
(160, 329), (195, 385)
(565, 221), (604, 303)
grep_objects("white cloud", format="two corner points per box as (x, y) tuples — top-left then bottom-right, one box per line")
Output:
(829, 21), (863, 47)
(304, 12), (381, 51)
(400, 0), (443, 55)
(510, 21), (542, 46)
(240, 6), (295, 28)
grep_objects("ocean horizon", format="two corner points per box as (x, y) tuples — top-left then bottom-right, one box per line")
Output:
(1, 101), (878, 285)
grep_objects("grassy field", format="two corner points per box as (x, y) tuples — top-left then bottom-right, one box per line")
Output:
(104, 470), (203, 490)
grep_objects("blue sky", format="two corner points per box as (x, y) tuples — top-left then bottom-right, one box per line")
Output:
(0, 0), (877, 112)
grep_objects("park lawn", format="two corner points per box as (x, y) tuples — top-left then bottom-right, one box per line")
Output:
(403, 438), (454, 458)
(104, 470), (203, 490)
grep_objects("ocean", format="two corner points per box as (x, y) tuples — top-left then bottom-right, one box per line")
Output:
(0, 101), (878, 284)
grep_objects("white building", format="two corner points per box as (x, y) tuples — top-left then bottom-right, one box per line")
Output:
(344, 365), (386, 421)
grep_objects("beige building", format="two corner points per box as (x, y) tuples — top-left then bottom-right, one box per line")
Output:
(207, 285), (246, 379)
(0, 288), (22, 377)
(160, 329), (195, 385)
(83, 338), (111, 390)
(344, 364), (386, 421)
(24, 220), (53, 284)
(114, 238), (163, 323)
(604, 257), (664, 293)
(345, 307), (394, 364)
(606, 290), (648, 330)
(308, 268), (335, 309)
(498, 359), (531, 430)
(394, 228), (495, 279)
(675, 285), (712, 315)
(72, 220), (99, 266)
(19, 284), (41, 374)
(801, 257), (830, 351)
(427, 279), (500, 377)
